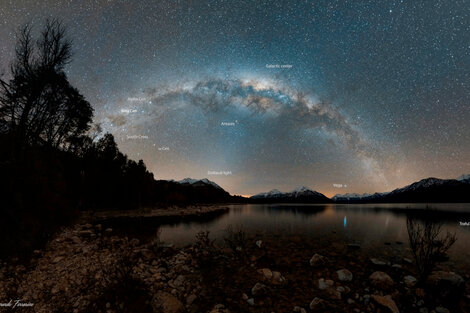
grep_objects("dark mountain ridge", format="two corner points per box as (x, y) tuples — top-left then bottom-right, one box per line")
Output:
(333, 176), (470, 203)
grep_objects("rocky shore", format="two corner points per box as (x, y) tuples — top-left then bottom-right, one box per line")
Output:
(81, 205), (230, 221)
(0, 221), (469, 313)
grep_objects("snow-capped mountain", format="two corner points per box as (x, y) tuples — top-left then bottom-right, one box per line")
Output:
(331, 193), (372, 201)
(172, 178), (223, 190)
(251, 189), (283, 198)
(457, 174), (470, 182)
(333, 177), (470, 203)
(251, 186), (331, 203)
(390, 177), (447, 194)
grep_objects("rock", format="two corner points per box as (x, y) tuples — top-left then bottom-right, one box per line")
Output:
(392, 264), (402, 269)
(371, 295), (399, 313)
(435, 306), (449, 313)
(173, 275), (185, 288)
(419, 308), (428, 313)
(139, 248), (155, 261)
(369, 271), (394, 290)
(347, 298), (355, 304)
(152, 291), (184, 313)
(255, 240), (262, 248)
(52, 256), (64, 264)
(403, 258), (413, 264)
(242, 293), (248, 301)
(271, 271), (285, 284)
(336, 269), (353, 282)
(257, 268), (273, 280)
(426, 271), (464, 300)
(78, 230), (93, 237)
(70, 236), (81, 244)
(209, 304), (230, 313)
(247, 298), (254, 306)
(105, 228), (113, 234)
(310, 297), (325, 310)
(404, 275), (417, 287)
(326, 288), (342, 300)
(186, 294), (197, 305)
(415, 288), (425, 298)
(370, 258), (387, 266)
(318, 278), (334, 290)
(336, 286), (345, 293)
(310, 254), (328, 267)
(251, 282), (267, 296)
(293, 306), (306, 313)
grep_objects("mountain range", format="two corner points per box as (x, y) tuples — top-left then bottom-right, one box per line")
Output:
(158, 174), (470, 204)
(333, 175), (470, 203)
(250, 186), (332, 203)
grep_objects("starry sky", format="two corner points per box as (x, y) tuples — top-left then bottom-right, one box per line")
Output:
(1, 0), (470, 197)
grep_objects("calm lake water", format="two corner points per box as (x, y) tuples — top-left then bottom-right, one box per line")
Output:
(157, 203), (470, 271)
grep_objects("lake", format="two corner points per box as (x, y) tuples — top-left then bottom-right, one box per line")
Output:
(156, 203), (470, 271)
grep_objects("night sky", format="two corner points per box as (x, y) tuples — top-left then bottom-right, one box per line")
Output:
(1, 0), (470, 197)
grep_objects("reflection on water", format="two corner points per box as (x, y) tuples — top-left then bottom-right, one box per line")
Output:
(157, 203), (470, 271)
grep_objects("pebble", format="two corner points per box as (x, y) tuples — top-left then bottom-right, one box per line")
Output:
(293, 306), (306, 313)
(404, 275), (417, 287)
(310, 253), (328, 267)
(337, 269), (353, 282)
(370, 258), (387, 266)
(435, 307), (449, 313)
(251, 282), (267, 296)
(309, 297), (325, 310)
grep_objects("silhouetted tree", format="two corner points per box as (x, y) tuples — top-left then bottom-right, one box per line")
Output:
(0, 19), (92, 153)
(407, 215), (457, 282)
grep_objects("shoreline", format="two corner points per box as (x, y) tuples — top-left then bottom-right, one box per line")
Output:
(80, 205), (230, 223)
(0, 220), (469, 313)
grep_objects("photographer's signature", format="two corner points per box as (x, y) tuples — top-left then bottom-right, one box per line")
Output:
(459, 221), (470, 226)
(0, 300), (34, 308)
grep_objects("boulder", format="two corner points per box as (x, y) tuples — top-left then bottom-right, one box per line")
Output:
(369, 271), (394, 290)
(372, 295), (399, 313)
(336, 269), (353, 282)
